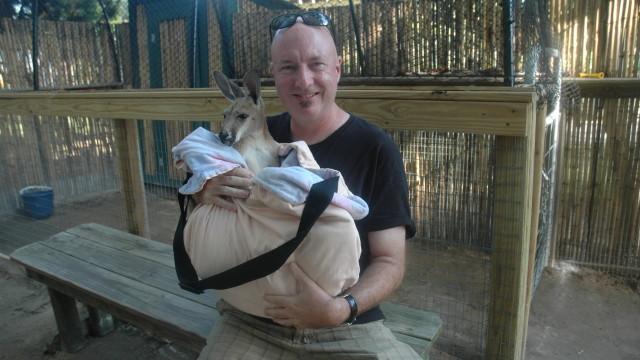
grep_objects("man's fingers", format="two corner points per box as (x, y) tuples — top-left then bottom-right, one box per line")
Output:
(228, 167), (255, 179)
(194, 167), (254, 206)
(220, 183), (251, 198)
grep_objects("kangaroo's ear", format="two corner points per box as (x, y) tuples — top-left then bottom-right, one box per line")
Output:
(243, 69), (261, 105)
(214, 70), (245, 101)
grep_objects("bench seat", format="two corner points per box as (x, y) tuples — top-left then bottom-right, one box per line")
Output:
(11, 223), (442, 358)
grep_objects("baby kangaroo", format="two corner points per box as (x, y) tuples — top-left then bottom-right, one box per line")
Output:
(214, 69), (280, 174)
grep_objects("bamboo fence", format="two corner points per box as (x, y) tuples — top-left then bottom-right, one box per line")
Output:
(555, 92), (640, 273)
(0, 1), (639, 358)
(0, 18), (118, 90)
(550, 0), (639, 78)
(232, 1), (504, 78)
(548, 0), (640, 275)
(0, 17), (125, 220)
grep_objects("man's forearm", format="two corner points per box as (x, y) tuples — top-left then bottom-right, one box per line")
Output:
(341, 226), (407, 320)
(350, 259), (404, 314)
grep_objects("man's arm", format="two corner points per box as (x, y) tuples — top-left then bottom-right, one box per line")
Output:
(341, 226), (406, 317)
(263, 226), (406, 328)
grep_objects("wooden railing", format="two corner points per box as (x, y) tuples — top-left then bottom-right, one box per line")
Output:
(0, 86), (539, 359)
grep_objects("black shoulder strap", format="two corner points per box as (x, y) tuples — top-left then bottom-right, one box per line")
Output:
(173, 176), (339, 294)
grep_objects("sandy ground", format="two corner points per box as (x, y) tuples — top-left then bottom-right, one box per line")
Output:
(525, 263), (640, 360)
(1, 256), (639, 360)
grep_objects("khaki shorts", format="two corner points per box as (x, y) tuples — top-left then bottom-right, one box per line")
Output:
(197, 300), (422, 360)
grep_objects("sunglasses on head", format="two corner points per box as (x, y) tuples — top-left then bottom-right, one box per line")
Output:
(269, 11), (334, 41)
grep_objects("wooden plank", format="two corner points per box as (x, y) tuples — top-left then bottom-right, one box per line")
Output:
(522, 104), (547, 357)
(41, 230), (219, 307)
(11, 243), (217, 351)
(392, 332), (434, 359)
(570, 78), (640, 97)
(335, 99), (528, 136)
(380, 303), (442, 359)
(380, 303), (442, 342)
(65, 223), (175, 267)
(0, 87), (537, 101)
(0, 87), (535, 136)
(338, 88), (537, 101)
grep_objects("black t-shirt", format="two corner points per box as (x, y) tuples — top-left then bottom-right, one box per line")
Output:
(267, 112), (416, 324)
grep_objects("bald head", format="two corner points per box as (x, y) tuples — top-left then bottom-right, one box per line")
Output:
(271, 22), (338, 60)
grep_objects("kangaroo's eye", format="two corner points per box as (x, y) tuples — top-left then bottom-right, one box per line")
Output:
(238, 114), (249, 120)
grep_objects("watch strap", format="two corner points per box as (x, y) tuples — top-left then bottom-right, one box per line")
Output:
(342, 294), (358, 325)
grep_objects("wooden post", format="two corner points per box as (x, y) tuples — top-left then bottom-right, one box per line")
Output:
(526, 105), (547, 290)
(486, 105), (536, 359)
(113, 118), (149, 237)
(48, 288), (85, 353)
(520, 104), (547, 357)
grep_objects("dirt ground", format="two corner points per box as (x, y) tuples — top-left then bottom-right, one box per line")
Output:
(525, 263), (640, 360)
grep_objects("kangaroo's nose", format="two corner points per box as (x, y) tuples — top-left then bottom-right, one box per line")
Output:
(219, 130), (233, 146)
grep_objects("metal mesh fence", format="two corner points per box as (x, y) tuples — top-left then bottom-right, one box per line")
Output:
(1, 0), (575, 89)
(225, 0), (507, 81)
(0, 0), (578, 359)
(1, 109), (527, 360)
(0, 0), (517, 91)
(390, 130), (497, 358)
(514, 0), (561, 296)
(0, 114), (183, 253)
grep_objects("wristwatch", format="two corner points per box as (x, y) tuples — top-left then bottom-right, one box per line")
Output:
(342, 294), (358, 325)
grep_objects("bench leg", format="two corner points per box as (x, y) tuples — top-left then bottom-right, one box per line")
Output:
(48, 288), (85, 353)
(88, 306), (115, 337)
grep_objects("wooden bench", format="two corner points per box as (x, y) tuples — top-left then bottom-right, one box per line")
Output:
(11, 223), (442, 358)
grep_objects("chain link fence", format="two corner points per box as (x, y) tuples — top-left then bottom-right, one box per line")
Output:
(0, 1), (566, 359)
(2, 0), (556, 90)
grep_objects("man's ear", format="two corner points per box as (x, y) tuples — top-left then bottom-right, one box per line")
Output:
(336, 56), (342, 78)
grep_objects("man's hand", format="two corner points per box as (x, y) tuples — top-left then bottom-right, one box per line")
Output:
(191, 167), (254, 211)
(264, 262), (350, 329)
(264, 227), (407, 329)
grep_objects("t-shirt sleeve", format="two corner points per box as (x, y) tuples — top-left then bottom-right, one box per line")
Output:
(365, 135), (416, 239)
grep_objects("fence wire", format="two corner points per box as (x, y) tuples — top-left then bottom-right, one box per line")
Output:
(0, 1), (554, 359)
(2, 0), (639, 359)
(0, 0), (516, 91)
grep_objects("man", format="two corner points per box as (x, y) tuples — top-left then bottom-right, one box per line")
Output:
(195, 12), (420, 359)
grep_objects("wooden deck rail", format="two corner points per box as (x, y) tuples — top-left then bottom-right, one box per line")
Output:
(0, 86), (538, 359)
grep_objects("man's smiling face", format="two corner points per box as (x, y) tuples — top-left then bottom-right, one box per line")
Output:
(270, 22), (341, 124)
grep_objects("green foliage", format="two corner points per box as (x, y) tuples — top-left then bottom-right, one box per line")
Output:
(0, 0), (124, 22)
